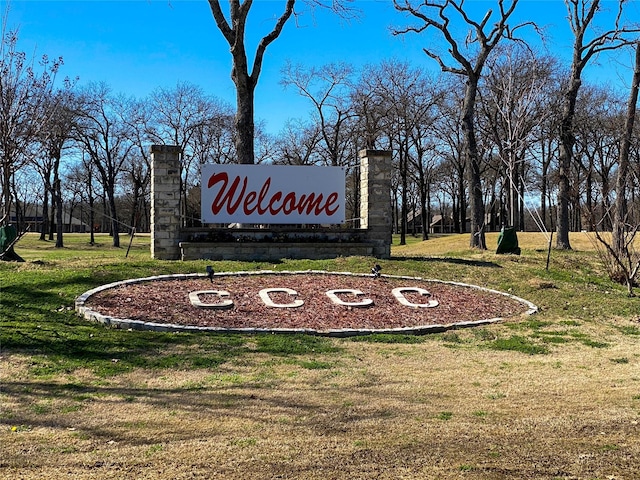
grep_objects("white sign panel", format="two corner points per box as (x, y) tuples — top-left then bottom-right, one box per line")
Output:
(201, 164), (345, 224)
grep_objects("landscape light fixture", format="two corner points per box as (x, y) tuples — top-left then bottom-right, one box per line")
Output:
(206, 265), (214, 283)
(371, 264), (382, 278)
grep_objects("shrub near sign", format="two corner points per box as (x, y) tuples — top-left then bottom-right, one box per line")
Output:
(201, 164), (346, 224)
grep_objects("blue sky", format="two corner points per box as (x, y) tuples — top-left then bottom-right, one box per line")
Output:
(3, 0), (640, 134)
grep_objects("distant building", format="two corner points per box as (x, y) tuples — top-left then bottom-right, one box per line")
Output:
(406, 210), (424, 233)
(9, 205), (89, 233)
(429, 214), (458, 234)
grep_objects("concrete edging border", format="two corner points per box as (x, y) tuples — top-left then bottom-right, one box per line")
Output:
(75, 270), (539, 337)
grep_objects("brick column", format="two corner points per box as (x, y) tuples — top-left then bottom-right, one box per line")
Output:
(359, 149), (392, 259)
(151, 145), (182, 260)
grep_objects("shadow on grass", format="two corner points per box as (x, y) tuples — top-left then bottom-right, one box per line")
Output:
(390, 256), (502, 268)
(1, 366), (409, 444)
(2, 318), (340, 377)
(3, 286), (341, 377)
(0, 379), (317, 442)
(2, 318), (251, 376)
(2, 266), (344, 378)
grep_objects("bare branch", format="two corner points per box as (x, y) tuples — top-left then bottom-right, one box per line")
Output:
(423, 48), (466, 75)
(207, 0), (234, 44)
(252, 0), (295, 83)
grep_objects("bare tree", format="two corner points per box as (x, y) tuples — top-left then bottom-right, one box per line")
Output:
(148, 83), (209, 223)
(120, 150), (150, 234)
(351, 74), (387, 151)
(0, 18), (62, 228)
(613, 43), (639, 256)
(583, 44), (640, 296)
(393, 0), (530, 249)
(36, 88), (78, 247)
(122, 98), (154, 232)
(147, 82), (232, 226)
(358, 60), (430, 245)
(432, 80), (467, 234)
(408, 116), (441, 241)
(190, 106), (236, 166)
(479, 46), (557, 231)
(207, 0), (357, 165)
(532, 98), (562, 232)
(595, 42), (640, 296)
(555, 0), (640, 249)
(65, 153), (98, 244)
(404, 74), (443, 241)
(281, 61), (356, 167)
(75, 83), (136, 247)
(208, 0), (295, 165)
(273, 119), (323, 166)
(30, 141), (54, 240)
(572, 85), (623, 231)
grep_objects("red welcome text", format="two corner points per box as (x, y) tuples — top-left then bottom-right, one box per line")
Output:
(207, 172), (340, 218)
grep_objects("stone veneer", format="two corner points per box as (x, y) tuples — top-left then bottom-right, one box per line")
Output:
(150, 147), (392, 261)
(359, 150), (392, 258)
(150, 145), (182, 260)
(178, 241), (375, 261)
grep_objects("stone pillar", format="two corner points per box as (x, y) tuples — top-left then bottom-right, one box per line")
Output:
(151, 145), (182, 260)
(359, 149), (392, 259)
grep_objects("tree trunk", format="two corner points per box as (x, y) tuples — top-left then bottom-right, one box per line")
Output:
(518, 175), (525, 231)
(107, 188), (120, 248)
(89, 188), (95, 245)
(234, 73), (256, 165)
(453, 193), (460, 233)
(208, 0), (294, 166)
(392, 189), (398, 234)
(456, 166), (465, 233)
(228, 5), (257, 166)
(556, 67), (582, 249)
(462, 76), (486, 249)
(1, 156), (12, 226)
(421, 181), (429, 241)
(102, 194), (108, 234)
(54, 176), (64, 248)
(399, 143), (407, 246)
(508, 161), (517, 228)
(53, 153), (64, 248)
(49, 205), (55, 241)
(425, 189), (431, 241)
(40, 187), (49, 241)
(600, 171), (611, 231)
(9, 175), (22, 232)
(488, 188), (497, 231)
(585, 162), (594, 231)
(541, 151), (549, 230)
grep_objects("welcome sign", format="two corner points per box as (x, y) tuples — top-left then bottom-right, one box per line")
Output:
(201, 164), (346, 224)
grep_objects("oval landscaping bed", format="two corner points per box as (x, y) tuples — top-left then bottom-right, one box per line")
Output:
(75, 271), (538, 336)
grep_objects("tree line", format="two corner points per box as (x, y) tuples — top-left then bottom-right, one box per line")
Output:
(1, 0), (639, 258)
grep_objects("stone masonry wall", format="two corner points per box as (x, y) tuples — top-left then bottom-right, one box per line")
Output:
(179, 242), (374, 261)
(359, 150), (393, 258)
(150, 145), (182, 260)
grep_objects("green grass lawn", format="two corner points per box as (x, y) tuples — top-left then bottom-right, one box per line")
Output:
(1, 232), (639, 479)
(2, 231), (638, 370)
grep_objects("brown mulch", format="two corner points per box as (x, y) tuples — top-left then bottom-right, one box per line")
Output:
(84, 273), (531, 331)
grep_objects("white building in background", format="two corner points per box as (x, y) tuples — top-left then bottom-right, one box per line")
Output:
(9, 204), (90, 233)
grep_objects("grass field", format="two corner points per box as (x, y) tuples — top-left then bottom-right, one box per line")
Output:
(1, 232), (639, 479)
